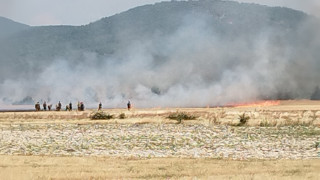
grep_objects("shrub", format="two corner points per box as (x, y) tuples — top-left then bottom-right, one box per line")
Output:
(91, 111), (114, 120)
(238, 113), (250, 126)
(119, 113), (126, 119)
(168, 112), (196, 124)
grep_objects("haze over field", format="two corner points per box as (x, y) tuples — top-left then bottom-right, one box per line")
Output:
(0, 0), (320, 108)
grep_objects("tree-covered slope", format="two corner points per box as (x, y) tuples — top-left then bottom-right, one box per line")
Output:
(0, 16), (30, 39)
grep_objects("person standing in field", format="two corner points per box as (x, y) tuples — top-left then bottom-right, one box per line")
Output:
(43, 101), (47, 111)
(35, 102), (40, 111)
(48, 104), (52, 111)
(56, 101), (62, 111)
(81, 102), (85, 111)
(127, 100), (131, 111)
(58, 101), (62, 110)
(69, 102), (72, 111)
(98, 102), (102, 111)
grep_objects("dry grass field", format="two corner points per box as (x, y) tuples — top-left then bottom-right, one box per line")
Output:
(1, 100), (320, 126)
(0, 156), (319, 180)
(0, 100), (319, 179)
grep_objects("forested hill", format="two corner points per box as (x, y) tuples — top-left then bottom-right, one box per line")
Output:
(0, 0), (311, 80)
(1, 0), (320, 105)
(0, 16), (29, 39)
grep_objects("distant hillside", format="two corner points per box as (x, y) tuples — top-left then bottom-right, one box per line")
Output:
(0, 1), (311, 80)
(0, 17), (30, 39)
(0, 0), (320, 106)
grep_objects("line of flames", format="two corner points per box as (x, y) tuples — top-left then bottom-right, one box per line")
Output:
(226, 100), (281, 107)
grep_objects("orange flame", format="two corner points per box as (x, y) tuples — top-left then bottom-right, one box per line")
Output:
(226, 100), (280, 107)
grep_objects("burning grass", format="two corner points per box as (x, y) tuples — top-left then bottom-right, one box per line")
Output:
(227, 100), (281, 107)
(0, 101), (320, 179)
(0, 100), (320, 127)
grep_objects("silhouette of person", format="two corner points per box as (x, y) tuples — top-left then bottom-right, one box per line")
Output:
(127, 100), (131, 111)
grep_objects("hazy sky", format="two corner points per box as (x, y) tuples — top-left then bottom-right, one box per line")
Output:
(0, 0), (319, 26)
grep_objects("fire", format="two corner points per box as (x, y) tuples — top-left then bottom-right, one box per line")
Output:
(226, 100), (280, 107)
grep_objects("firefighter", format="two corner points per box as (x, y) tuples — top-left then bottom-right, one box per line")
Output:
(48, 104), (52, 111)
(35, 102), (40, 111)
(98, 102), (102, 111)
(127, 100), (131, 111)
(58, 101), (62, 110)
(43, 101), (47, 111)
(80, 102), (85, 111)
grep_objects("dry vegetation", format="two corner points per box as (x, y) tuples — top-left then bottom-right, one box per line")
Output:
(0, 100), (320, 179)
(1, 100), (320, 127)
(0, 156), (319, 180)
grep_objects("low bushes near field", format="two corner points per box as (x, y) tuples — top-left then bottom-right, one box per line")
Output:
(167, 112), (197, 124)
(238, 113), (250, 126)
(119, 113), (126, 119)
(90, 111), (114, 120)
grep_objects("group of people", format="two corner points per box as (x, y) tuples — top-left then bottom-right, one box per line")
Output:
(35, 101), (52, 111)
(35, 101), (85, 111)
(35, 100), (132, 111)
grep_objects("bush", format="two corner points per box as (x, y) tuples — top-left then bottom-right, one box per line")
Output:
(168, 112), (196, 124)
(238, 113), (250, 126)
(119, 113), (126, 119)
(91, 111), (114, 120)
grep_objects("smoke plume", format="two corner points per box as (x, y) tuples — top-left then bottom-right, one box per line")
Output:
(0, 1), (320, 108)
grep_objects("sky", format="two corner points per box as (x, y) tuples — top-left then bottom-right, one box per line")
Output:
(0, 0), (319, 26)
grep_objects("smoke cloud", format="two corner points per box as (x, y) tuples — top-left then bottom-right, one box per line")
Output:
(1, 1), (320, 108)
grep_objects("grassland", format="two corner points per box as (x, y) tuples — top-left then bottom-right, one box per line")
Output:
(0, 100), (319, 179)
(0, 156), (319, 180)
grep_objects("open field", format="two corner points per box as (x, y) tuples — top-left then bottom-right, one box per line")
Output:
(0, 156), (319, 180)
(0, 100), (319, 179)
(1, 100), (320, 126)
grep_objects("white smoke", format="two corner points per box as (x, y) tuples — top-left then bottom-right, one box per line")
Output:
(1, 1), (320, 108)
